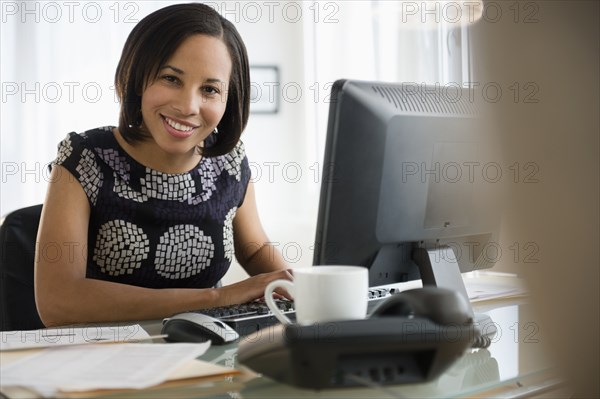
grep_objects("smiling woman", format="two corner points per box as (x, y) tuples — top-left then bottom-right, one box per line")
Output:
(33, 3), (292, 328)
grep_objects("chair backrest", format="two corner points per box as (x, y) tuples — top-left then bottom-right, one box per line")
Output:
(0, 204), (45, 331)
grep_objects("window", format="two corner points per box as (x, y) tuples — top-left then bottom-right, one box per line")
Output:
(301, 1), (475, 166)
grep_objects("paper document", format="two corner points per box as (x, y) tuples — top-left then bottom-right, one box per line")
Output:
(0, 324), (151, 351)
(464, 274), (528, 302)
(466, 282), (526, 301)
(380, 273), (527, 302)
(0, 342), (210, 397)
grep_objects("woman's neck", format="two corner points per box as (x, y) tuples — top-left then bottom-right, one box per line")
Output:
(112, 128), (202, 174)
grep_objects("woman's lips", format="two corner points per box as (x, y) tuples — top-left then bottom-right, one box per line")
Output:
(162, 115), (197, 138)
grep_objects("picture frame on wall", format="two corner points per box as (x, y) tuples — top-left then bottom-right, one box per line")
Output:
(250, 65), (280, 114)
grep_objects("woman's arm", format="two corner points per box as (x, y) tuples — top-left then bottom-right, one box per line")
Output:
(210, 181), (294, 302)
(232, 181), (290, 275)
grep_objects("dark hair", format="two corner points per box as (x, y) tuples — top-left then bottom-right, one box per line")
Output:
(114, 3), (250, 157)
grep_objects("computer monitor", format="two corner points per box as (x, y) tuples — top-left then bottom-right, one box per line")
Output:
(313, 79), (503, 314)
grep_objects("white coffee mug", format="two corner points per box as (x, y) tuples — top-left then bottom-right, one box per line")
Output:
(265, 266), (369, 325)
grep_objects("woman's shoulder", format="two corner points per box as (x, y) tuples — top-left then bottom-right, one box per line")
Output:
(56, 126), (115, 153)
(60, 126), (116, 146)
(54, 126), (120, 172)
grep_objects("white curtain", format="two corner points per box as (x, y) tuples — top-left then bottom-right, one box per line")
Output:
(0, 1), (175, 216)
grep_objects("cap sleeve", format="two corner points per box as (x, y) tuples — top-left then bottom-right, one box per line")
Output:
(52, 132), (104, 206)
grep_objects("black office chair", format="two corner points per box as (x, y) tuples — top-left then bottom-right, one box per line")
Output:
(0, 204), (45, 331)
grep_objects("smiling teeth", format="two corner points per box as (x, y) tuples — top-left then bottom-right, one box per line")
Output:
(165, 117), (194, 132)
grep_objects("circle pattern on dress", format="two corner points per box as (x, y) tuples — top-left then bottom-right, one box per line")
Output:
(93, 220), (150, 276)
(154, 225), (214, 279)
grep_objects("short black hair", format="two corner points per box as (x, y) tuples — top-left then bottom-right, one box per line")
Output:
(114, 3), (250, 157)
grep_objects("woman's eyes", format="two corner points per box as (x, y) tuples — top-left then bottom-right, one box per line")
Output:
(159, 76), (220, 96)
(161, 75), (180, 84)
(202, 86), (220, 95)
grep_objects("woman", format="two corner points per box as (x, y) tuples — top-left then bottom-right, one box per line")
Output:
(35, 3), (292, 327)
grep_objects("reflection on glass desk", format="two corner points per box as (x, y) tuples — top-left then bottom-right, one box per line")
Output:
(436, 348), (499, 392)
(132, 297), (565, 399)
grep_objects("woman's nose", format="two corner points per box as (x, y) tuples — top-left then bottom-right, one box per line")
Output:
(173, 90), (201, 115)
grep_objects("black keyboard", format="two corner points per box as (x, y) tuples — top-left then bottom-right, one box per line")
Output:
(196, 287), (397, 337)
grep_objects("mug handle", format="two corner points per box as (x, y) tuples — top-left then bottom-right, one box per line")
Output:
(264, 279), (294, 325)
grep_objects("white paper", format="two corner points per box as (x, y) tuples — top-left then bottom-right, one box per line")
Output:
(463, 273), (527, 302)
(374, 273), (527, 302)
(0, 342), (210, 397)
(466, 281), (526, 301)
(0, 324), (150, 351)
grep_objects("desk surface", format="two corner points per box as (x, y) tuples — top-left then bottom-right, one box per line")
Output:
(132, 296), (564, 399)
(2, 285), (565, 399)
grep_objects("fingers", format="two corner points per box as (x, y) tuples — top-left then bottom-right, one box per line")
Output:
(272, 269), (293, 300)
(270, 292), (286, 300)
(236, 269), (295, 303)
(256, 270), (294, 301)
(274, 287), (293, 301)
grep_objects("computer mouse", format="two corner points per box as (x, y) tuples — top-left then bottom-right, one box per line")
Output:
(161, 312), (239, 345)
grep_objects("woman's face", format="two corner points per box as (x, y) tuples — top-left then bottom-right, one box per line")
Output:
(140, 34), (232, 158)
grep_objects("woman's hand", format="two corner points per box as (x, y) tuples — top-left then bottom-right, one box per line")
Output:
(217, 269), (294, 306)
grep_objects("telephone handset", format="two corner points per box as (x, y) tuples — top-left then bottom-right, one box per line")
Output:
(369, 286), (472, 323)
(369, 287), (492, 349)
(238, 287), (482, 389)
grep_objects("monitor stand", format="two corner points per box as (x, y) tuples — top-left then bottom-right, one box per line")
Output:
(413, 246), (497, 338)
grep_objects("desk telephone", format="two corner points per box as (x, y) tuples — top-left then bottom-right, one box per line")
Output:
(238, 287), (483, 389)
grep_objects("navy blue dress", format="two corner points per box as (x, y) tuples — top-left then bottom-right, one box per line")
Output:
(52, 126), (251, 289)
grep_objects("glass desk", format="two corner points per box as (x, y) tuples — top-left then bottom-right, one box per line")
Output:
(1, 295), (566, 398)
(127, 296), (565, 399)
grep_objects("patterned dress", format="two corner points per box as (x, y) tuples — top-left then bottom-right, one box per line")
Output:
(52, 126), (251, 289)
